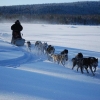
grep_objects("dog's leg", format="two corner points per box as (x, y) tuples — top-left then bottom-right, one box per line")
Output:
(63, 57), (66, 66)
(77, 62), (83, 74)
(61, 58), (65, 66)
(53, 57), (56, 63)
(72, 61), (76, 70)
(77, 65), (80, 72)
(62, 60), (65, 66)
(93, 67), (96, 72)
(57, 55), (60, 65)
(79, 59), (84, 74)
(80, 62), (84, 74)
(80, 66), (84, 74)
(61, 60), (64, 66)
(89, 65), (95, 76)
(84, 66), (89, 73)
(56, 57), (59, 63)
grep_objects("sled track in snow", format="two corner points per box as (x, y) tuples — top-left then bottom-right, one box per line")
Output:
(0, 42), (37, 68)
(0, 52), (33, 67)
(0, 38), (47, 68)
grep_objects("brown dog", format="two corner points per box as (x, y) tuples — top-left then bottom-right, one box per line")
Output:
(51, 54), (66, 66)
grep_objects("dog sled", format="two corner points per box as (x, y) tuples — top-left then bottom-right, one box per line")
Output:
(11, 38), (25, 46)
(11, 31), (25, 46)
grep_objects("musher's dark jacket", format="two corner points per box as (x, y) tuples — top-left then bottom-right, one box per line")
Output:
(11, 20), (23, 39)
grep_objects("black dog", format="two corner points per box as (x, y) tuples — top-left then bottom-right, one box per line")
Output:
(75, 52), (83, 59)
(72, 52), (83, 72)
(72, 55), (98, 76)
(46, 45), (55, 54)
(72, 53), (83, 68)
(61, 49), (68, 54)
(80, 57), (98, 76)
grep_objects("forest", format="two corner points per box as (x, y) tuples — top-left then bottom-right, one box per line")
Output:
(0, 1), (100, 24)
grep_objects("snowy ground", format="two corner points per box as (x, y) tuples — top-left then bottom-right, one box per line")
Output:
(0, 23), (100, 100)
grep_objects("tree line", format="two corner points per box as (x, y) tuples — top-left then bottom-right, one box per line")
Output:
(0, 1), (100, 25)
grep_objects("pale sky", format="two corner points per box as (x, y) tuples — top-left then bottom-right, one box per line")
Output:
(0, 0), (99, 6)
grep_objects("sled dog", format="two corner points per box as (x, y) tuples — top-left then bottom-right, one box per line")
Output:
(46, 45), (55, 60)
(60, 49), (68, 61)
(26, 41), (31, 51)
(51, 54), (67, 66)
(72, 54), (98, 76)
